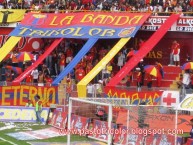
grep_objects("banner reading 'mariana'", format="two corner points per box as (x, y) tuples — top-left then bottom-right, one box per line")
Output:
(9, 12), (150, 38)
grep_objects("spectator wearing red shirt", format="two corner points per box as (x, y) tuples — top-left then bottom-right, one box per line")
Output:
(172, 40), (180, 66)
(70, 0), (77, 10)
(66, 48), (73, 65)
(75, 66), (85, 82)
(26, 74), (33, 84)
(59, 53), (66, 73)
(86, 53), (94, 64)
(45, 75), (53, 86)
(190, 0), (193, 6)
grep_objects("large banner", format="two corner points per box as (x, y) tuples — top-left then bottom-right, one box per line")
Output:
(9, 12), (150, 38)
(0, 10), (26, 23)
(105, 87), (162, 105)
(116, 110), (192, 132)
(113, 126), (180, 145)
(0, 85), (58, 106)
(0, 106), (49, 122)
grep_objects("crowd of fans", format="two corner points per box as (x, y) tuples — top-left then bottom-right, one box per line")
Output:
(0, 0), (193, 15)
(0, 38), (151, 87)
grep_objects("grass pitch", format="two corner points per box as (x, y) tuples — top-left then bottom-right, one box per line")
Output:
(0, 122), (93, 145)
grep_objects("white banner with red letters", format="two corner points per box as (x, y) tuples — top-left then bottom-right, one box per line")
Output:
(141, 16), (193, 32)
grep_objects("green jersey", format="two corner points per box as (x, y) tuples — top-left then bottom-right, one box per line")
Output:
(36, 101), (42, 112)
(25, 103), (33, 107)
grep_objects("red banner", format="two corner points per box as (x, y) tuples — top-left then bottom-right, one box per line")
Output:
(49, 110), (68, 129)
(113, 125), (127, 144)
(71, 114), (90, 136)
(10, 12), (150, 38)
(116, 110), (192, 132)
(0, 85), (58, 106)
(88, 120), (116, 141)
(105, 87), (162, 105)
(20, 12), (150, 28)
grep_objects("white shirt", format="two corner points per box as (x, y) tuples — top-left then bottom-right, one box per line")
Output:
(87, 85), (93, 94)
(31, 69), (39, 79)
(182, 73), (190, 85)
(117, 54), (125, 67)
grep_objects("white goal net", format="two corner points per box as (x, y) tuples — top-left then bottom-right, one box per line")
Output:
(67, 97), (181, 145)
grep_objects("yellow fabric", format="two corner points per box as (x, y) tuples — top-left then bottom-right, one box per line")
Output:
(24, 53), (32, 61)
(107, 66), (112, 72)
(0, 37), (21, 62)
(77, 38), (130, 98)
(0, 9), (26, 23)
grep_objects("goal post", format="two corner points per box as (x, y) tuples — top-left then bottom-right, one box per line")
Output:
(67, 97), (113, 145)
(67, 97), (179, 145)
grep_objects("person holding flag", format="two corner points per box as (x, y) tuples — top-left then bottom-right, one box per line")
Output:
(156, 61), (164, 79)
